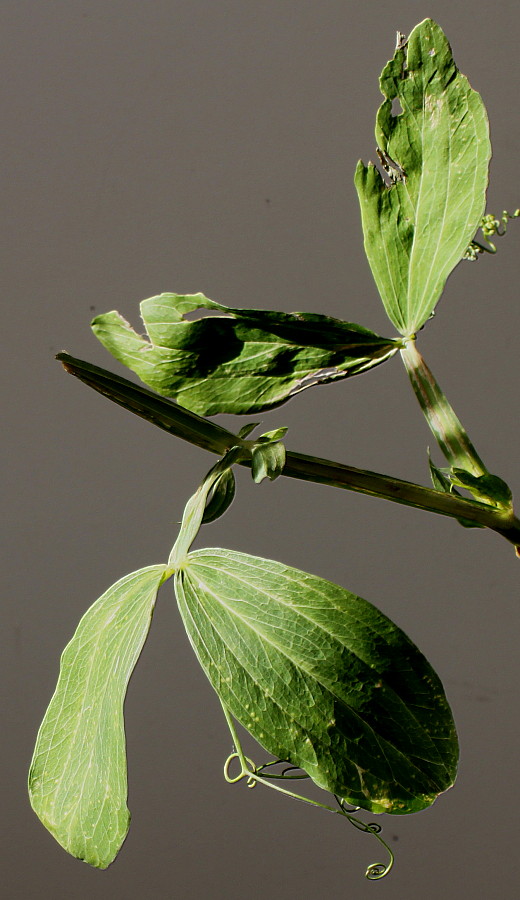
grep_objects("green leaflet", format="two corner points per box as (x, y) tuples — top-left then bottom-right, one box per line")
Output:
(428, 451), (484, 529)
(201, 467), (236, 524)
(251, 440), (286, 483)
(450, 469), (513, 510)
(355, 19), (491, 335)
(28, 565), (170, 869)
(174, 549), (458, 815)
(251, 428), (288, 483)
(91, 293), (398, 415)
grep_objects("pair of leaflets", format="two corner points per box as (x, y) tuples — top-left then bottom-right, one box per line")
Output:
(29, 449), (458, 870)
(91, 21), (490, 419)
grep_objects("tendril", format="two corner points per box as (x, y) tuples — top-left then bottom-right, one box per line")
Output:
(223, 751), (257, 787)
(334, 795), (361, 814)
(220, 701), (395, 880)
(255, 760), (310, 780)
(334, 795), (394, 879)
(464, 208), (520, 260)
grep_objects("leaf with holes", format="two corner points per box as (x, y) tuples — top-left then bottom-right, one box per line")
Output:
(355, 19), (490, 335)
(174, 548), (458, 814)
(92, 293), (398, 415)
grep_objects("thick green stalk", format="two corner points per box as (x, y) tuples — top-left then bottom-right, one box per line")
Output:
(400, 339), (487, 475)
(57, 354), (520, 551)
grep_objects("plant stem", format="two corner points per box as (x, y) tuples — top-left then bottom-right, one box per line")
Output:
(400, 339), (487, 475)
(57, 353), (520, 551)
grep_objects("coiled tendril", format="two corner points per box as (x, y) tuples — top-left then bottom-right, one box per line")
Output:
(464, 209), (520, 260)
(334, 796), (394, 880)
(221, 704), (394, 882)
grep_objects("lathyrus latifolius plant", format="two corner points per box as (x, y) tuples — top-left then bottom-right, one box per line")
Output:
(29, 19), (519, 880)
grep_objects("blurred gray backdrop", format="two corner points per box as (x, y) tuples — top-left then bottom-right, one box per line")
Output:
(4, 1), (520, 897)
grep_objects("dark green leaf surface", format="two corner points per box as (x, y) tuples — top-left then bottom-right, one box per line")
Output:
(28, 565), (169, 868)
(355, 19), (490, 334)
(92, 293), (398, 415)
(175, 549), (458, 814)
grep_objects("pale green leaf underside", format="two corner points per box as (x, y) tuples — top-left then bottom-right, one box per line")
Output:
(355, 19), (490, 334)
(251, 439), (286, 482)
(175, 549), (458, 815)
(28, 565), (169, 868)
(92, 293), (398, 415)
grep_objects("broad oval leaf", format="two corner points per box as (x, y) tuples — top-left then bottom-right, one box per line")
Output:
(175, 549), (458, 815)
(92, 293), (398, 415)
(28, 565), (169, 868)
(355, 19), (490, 335)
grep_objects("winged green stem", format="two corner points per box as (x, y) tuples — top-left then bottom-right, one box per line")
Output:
(400, 339), (487, 475)
(57, 353), (520, 550)
(58, 353), (236, 455)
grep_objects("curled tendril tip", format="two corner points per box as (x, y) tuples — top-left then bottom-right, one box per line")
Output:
(464, 208), (520, 259)
(222, 749), (394, 880)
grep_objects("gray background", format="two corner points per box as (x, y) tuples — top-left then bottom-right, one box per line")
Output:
(4, 1), (520, 897)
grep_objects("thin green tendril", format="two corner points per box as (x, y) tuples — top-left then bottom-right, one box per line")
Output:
(464, 209), (520, 260)
(223, 752), (258, 788)
(334, 796), (394, 880)
(255, 760), (310, 780)
(220, 700), (394, 880)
